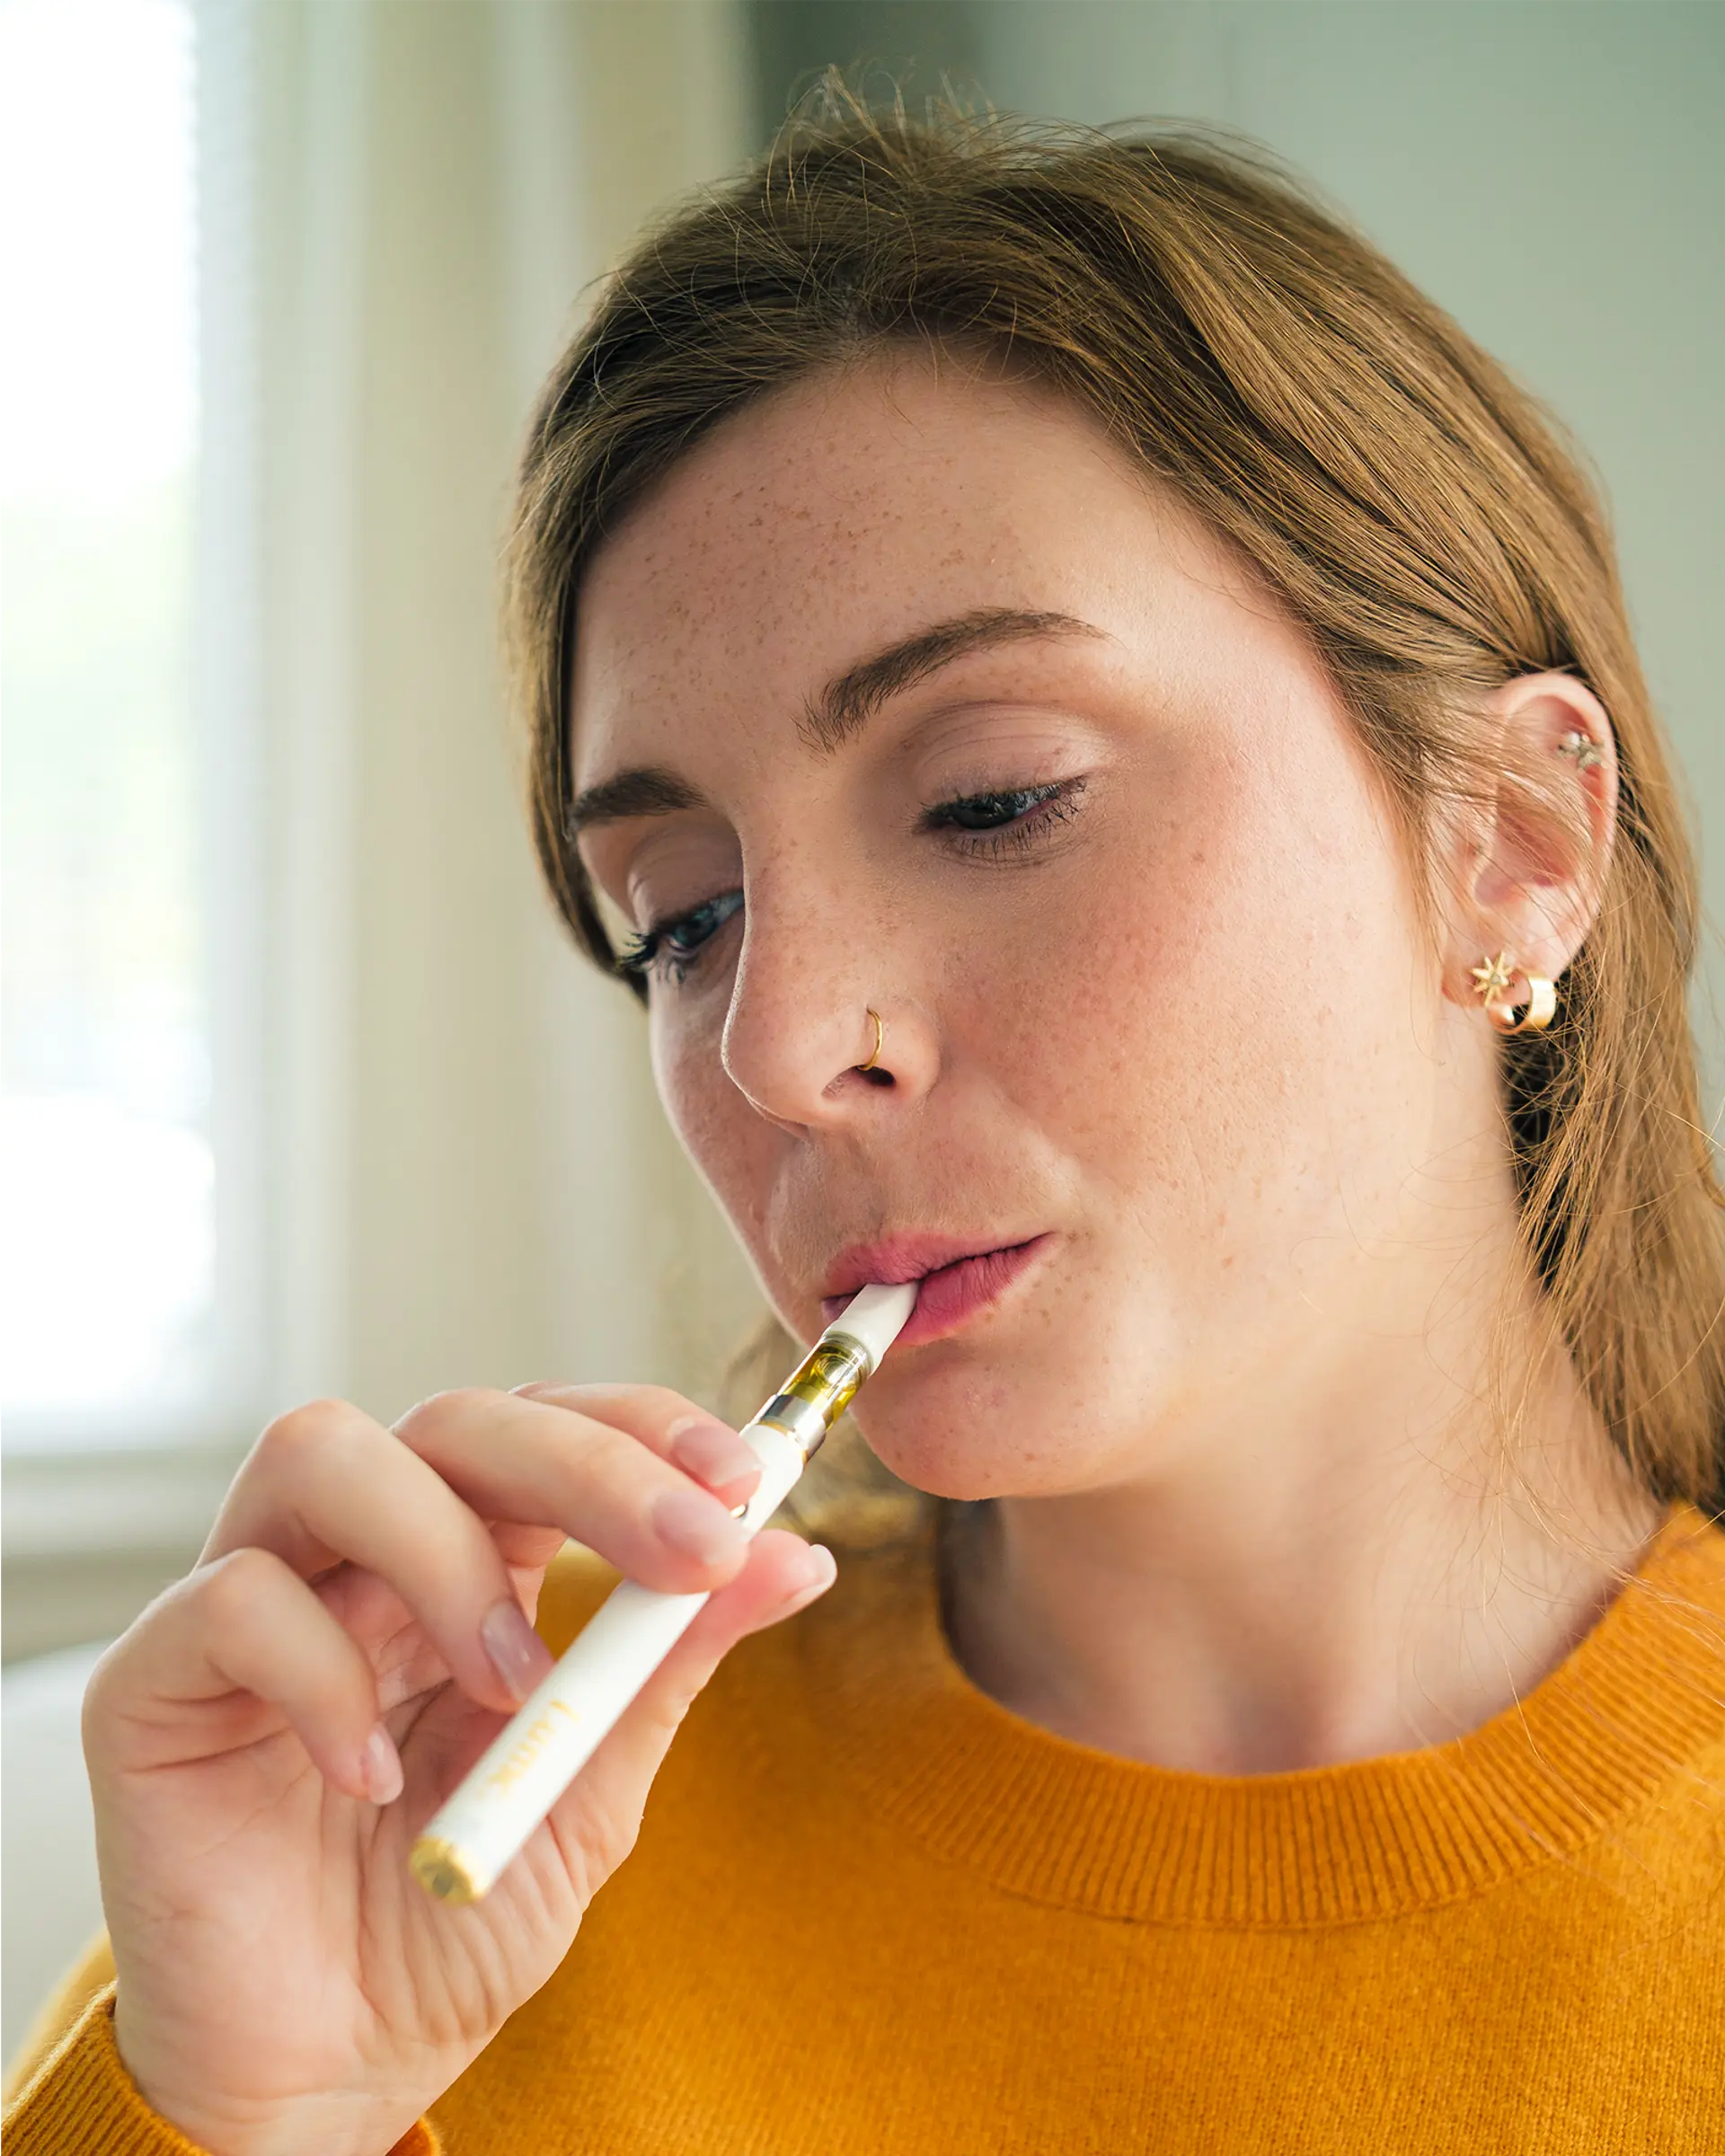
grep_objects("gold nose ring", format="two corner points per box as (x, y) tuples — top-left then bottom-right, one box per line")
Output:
(857, 1007), (885, 1073)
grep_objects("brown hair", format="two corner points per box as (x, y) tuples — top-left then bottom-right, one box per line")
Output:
(505, 88), (1725, 1514)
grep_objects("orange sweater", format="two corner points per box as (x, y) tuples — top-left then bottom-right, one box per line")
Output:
(7, 1506), (1725, 2152)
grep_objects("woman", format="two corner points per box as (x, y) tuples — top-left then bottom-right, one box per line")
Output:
(7, 102), (1723, 2154)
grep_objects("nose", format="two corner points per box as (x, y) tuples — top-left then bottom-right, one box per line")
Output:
(720, 877), (939, 1130)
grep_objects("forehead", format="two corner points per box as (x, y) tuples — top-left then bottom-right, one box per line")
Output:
(569, 350), (1252, 788)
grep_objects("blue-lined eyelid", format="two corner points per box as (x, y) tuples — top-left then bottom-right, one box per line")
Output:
(617, 886), (744, 984)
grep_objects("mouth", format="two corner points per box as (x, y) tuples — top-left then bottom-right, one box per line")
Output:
(820, 1232), (1053, 1350)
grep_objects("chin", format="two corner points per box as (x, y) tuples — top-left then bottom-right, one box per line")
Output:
(852, 1328), (1183, 1503)
(853, 1397), (1094, 1504)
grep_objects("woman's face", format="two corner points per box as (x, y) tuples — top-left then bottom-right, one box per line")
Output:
(572, 351), (1504, 1500)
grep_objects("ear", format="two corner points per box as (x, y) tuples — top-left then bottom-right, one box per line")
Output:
(1440, 672), (1617, 1012)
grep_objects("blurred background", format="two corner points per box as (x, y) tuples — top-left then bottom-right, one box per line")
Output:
(3, 0), (1721, 2058)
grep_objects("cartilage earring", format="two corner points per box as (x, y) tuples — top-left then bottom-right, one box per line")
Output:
(1471, 952), (1555, 1036)
(1557, 730), (1605, 772)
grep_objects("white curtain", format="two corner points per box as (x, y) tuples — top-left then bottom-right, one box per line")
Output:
(0, 0), (771, 1598)
(4, 0), (769, 2059)
(250, 0), (767, 1428)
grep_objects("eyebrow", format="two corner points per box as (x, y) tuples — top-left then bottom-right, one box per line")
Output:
(567, 764), (705, 836)
(801, 606), (1108, 752)
(567, 605), (1107, 835)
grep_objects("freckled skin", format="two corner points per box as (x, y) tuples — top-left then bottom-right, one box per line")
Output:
(572, 351), (1508, 1507)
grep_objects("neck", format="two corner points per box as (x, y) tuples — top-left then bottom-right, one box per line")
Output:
(939, 1259), (1660, 1775)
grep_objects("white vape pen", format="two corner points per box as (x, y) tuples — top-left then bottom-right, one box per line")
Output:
(409, 1281), (917, 1904)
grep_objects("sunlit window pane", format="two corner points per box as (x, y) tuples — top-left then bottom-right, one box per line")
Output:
(1, 0), (211, 1428)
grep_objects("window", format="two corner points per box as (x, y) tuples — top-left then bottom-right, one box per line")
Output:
(2, 0), (255, 1454)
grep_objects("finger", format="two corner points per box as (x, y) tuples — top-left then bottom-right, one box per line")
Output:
(206, 1402), (555, 1716)
(84, 1548), (400, 1805)
(393, 1388), (756, 1598)
(510, 1383), (762, 1508)
(491, 1521), (571, 1575)
(542, 1530), (836, 1883)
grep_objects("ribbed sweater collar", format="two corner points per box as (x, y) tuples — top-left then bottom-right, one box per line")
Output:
(801, 1505), (1725, 1927)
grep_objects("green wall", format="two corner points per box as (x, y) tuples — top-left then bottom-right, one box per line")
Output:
(747, 2), (1725, 1075)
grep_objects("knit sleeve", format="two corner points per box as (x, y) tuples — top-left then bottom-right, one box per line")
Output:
(3, 1967), (440, 2156)
(3, 1931), (116, 2102)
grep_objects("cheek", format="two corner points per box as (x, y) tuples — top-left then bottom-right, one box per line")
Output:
(650, 1016), (776, 1242)
(950, 754), (1429, 1233)
(1184, 804), (1427, 1241)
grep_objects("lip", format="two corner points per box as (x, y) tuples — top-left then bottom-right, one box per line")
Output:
(820, 1232), (1053, 1350)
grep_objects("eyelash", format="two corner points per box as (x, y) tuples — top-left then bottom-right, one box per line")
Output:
(918, 777), (1085, 854)
(616, 888), (744, 988)
(618, 778), (1086, 987)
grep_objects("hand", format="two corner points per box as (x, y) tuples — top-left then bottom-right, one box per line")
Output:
(82, 1383), (832, 2156)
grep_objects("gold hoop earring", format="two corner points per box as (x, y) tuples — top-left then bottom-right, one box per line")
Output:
(1471, 953), (1555, 1036)
(856, 1007), (885, 1073)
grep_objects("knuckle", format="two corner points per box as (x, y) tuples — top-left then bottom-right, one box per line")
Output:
(571, 1793), (640, 1880)
(579, 1416), (652, 1478)
(195, 1544), (285, 1626)
(79, 1633), (136, 1735)
(542, 1417), (656, 1513)
(395, 1384), (505, 1454)
(624, 1385), (702, 1429)
(647, 1667), (706, 1737)
(595, 1811), (641, 1873)
(257, 1397), (366, 1471)
(535, 1383), (699, 1436)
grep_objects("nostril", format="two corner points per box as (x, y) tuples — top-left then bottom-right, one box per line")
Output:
(863, 1065), (896, 1089)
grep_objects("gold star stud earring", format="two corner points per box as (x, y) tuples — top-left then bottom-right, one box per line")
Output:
(1470, 951), (1515, 1003)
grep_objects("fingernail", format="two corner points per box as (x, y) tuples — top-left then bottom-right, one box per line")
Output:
(481, 1595), (555, 1706)
(668, 1416), (762, 1495)
(360, 1723), (403, 1806)
(789, 1543), (837, 1603)
(653, 1484), (748, 1565)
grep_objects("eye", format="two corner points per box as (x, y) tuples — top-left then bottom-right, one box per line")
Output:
(617, 888), (743, 987)
(921, 779), (1085, 853)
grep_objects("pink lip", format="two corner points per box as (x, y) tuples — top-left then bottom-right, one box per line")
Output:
(820, 1232), (1053, 1349)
